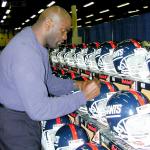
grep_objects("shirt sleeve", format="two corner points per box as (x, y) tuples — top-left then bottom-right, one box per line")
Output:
(12, 48), (87, 121)
(46, 64), (74, 96)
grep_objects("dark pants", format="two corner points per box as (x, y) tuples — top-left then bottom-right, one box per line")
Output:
(0, 106), (42, 150)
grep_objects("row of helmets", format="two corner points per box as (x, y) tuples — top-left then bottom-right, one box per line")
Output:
(41, 116), (107, 150)
(50, 39), (150, 81)
(73, 81), (150, 149)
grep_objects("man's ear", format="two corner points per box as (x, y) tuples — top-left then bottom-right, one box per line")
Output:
(44, 18), (53, 31)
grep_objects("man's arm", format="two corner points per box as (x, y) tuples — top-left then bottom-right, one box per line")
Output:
(47, 65), (75, 96)
(47, 64), (100, 97)
(12, 50), (87, 121)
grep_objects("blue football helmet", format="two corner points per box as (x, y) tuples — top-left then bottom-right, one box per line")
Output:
(84, 42), (100, 73)
(74, 43), (88, 70)
(43, 115), (71, 131)
(106, 90), (150, 148)
(95, 41), (117, 74)
(76, 142), (107, 150)
(41, 115), (71, 150)
(86, 81), (118, 126)
(54, 124), (89, 150)
(112, 39), (149, 79)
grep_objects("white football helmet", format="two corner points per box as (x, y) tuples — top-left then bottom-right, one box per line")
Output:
(56, 46), (67, 66)
(63, 44), (76, 68)
(50, 48), (59, 64)
(84, 42), (100, 73)
(74, 43), (88, 70)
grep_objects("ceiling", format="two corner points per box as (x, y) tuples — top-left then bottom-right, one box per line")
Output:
(0, 0), (150, 31)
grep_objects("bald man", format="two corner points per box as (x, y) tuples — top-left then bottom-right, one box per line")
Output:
(0, 6), (100, 150)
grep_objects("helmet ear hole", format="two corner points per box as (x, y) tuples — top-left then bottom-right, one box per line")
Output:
(54, 124), (89, 149)
(106, 90), (150, 148)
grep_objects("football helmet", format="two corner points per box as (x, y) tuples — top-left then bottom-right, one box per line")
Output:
(43, 115), (71, 131)
(112, 39), (149, 80)
(54, 124), (89, 150)
(76, 142), (107, 150)
(106, 90), (150, 148)
(41, 115), (71, 150)
(56, 45), (67, 65)
(63, 44), (76, 68)
(86, 81), (118, 126)
(84, 42), (100, 73)
(74, 43), (88, 70)
(95, 41), (117, 74)
(50, 48), (59, 64)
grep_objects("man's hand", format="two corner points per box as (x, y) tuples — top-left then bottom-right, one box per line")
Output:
(74, 79), (100, 100)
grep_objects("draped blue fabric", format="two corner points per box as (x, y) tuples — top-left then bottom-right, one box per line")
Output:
(76, 12), (150, 44)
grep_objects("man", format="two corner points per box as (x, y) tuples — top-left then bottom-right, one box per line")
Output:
(0, 6), (100, 150)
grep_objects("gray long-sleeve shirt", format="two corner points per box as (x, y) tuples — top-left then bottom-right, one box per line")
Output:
(0, 27), (86, 121)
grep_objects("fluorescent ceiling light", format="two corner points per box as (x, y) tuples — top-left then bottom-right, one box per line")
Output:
(47, 1), (55, 7)
(87, 26), (92, 27)
(128, 9), (139, 14)
(77, 18), (82, 21)
(143, 6), (148, 9)
(18, 27), (21, 30)
(95, 18), (103, 21)
(117, 3), (130, 8)
(99, 9), (110, 13)
(1, 0), (7, 7)
(22, 22), (25, 25)
(38, 9), (44, 14)
(109, 15), (115, 18)
(6, 9), (11, 14)
(83, 2), (94, 7)
(86, 14), (94, 18)
(25, 19), (30, 23)
(85, 21), (91, 24)
(78, 25), (82, 28)
(14, 28), (18, 30)
(131, 14), (139, 17)
(1, 20), (4, 23)
(3, 15), (7, 19)
(30, 15), (36, 19)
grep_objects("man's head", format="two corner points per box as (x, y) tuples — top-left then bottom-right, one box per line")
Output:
(32, 6), (71, 48)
